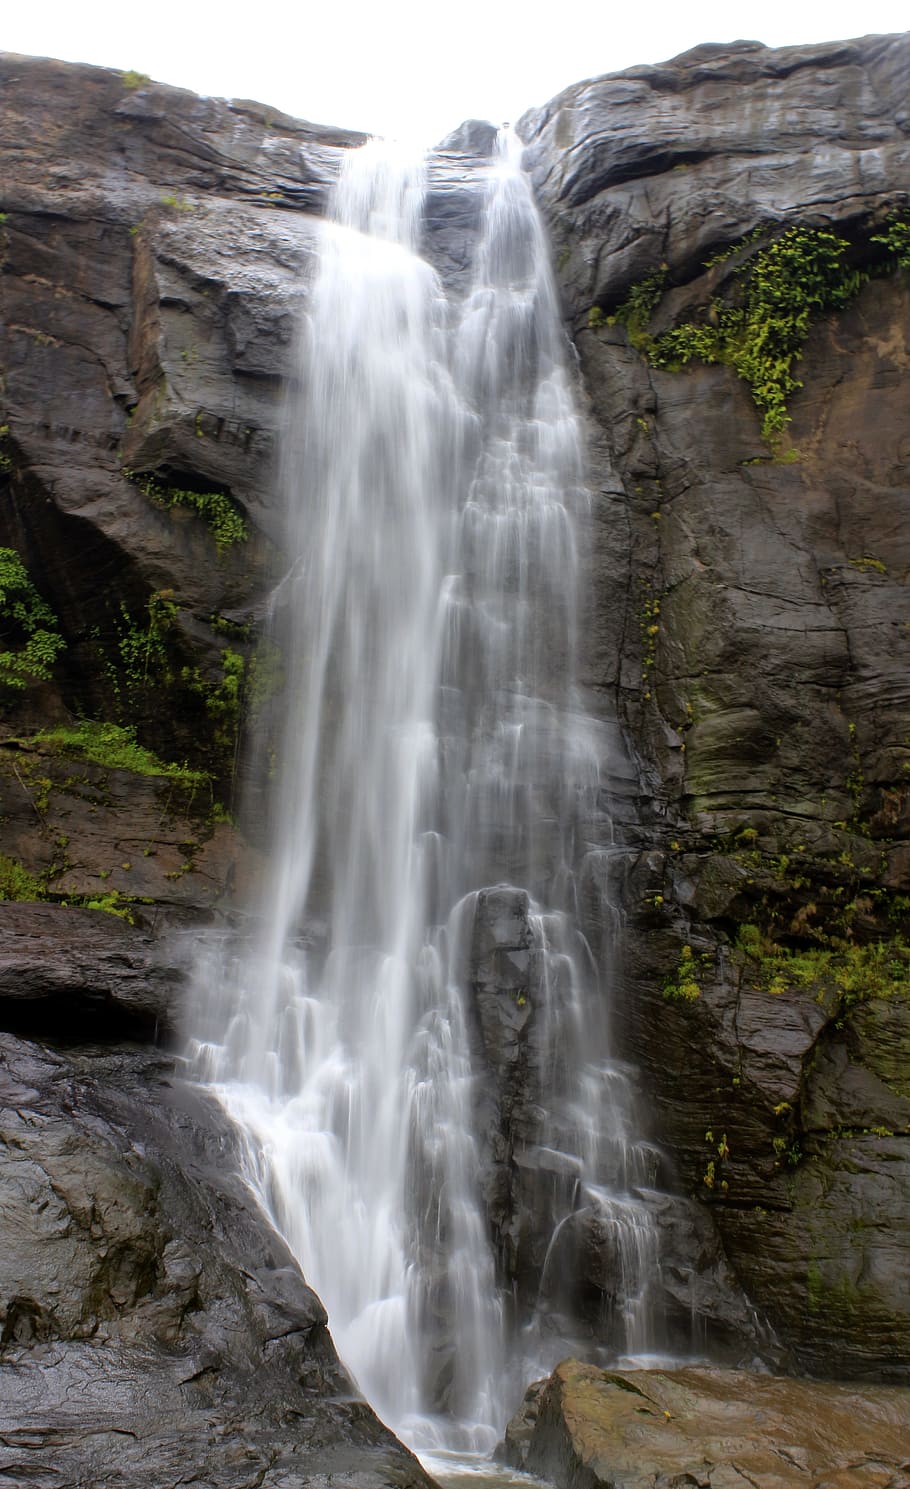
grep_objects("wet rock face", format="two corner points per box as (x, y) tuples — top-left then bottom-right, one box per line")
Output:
(0, 901), (183, 1036)
(0, 1034), (436, 1488)
(501, 1358), (910, 1489)
(520, 35), (910, 319)
(465, 888), (771, 1365)
(0, 62), (328, 936)
(522, 32), (910, 1379)
(1, 32), (909, 1450)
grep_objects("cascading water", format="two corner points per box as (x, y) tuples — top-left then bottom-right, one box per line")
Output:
(188, 131), (662, 1453)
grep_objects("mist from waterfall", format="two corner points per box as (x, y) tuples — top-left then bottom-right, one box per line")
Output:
(188, 131), (661, 1451)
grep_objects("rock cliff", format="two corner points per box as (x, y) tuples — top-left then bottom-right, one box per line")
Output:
(520, 30), (910, 1381)
(1, 31), (909, 1479)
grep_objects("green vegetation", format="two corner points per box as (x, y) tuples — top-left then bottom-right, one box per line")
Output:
(76, 889), (135, 920)
(702, 1129), (731, 1191)
(870, 216), (910, 269)
(640, 591), (661, 692)
(735, 922), (909, 1006)
(208, 612), (252, 641)
(159, 193), (193, 212)
(183, 648), (246, 762)
(33, 719), (209, 788)
(663, 943), (703, 1002)
(0, 547), (66, 690)
(649, 229), (863, 439)
(86, 585), (252, 791)
(111, 589), (180, 704)
(0, 425), (11, 474)
(0, 852), (44, 902)
(614, 268), (668, 350)
(130, 473), (247, 551)
(592, 225), (904, 441)
(121, 70), (151, 90)
(0, 849), (138, 920)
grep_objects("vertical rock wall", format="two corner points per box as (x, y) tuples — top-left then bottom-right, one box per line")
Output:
(521, 32), (910, 1379)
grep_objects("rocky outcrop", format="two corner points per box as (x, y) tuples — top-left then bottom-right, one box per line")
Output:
(0, 61), (448, 1483)
(1, 29), (909, 1465)
(0, 902), (182, 1034)
(521, 31), (910, 1380)
(0, 54), (344, 921)
(502, 1358), (910, 1488)
(521, 35), (910, 319)
(0, 1032), (436, 1488)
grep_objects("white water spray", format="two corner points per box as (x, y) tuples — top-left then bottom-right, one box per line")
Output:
(188, 131), (660, 1449)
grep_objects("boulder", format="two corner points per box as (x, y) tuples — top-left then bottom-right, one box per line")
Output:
(0, 1032), (437, 1488)
(502, 1358), (910, 1488)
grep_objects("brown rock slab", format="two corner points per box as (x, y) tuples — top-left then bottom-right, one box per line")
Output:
(503, 1359), (910, 1488)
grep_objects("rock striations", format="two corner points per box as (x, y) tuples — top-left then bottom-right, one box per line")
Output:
(1, 31), (909, 1484)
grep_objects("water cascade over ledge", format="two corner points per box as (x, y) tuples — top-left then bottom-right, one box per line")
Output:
(188, 133), (663, 1451)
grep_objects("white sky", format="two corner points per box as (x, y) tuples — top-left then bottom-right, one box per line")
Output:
(3, 1), (907, 143)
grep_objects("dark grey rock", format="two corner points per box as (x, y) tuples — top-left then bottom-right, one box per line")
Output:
(0, 902), (182, 1035)
(522, 30), (910, 1380)
(434, 119), (500, 157)
(0, 1033), (437, 1488)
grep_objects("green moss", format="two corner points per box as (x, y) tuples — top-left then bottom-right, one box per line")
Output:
(735, 924), (909, 1006)
(0, 852), (45, 902)
(78, 889), (135, 921)
(32, 720), (209, 789)
(650, 229), (864, 440)
(0, 547), (66, 690)
(130, 474), (247, 551)
(0, 849), (141, 920)
(120, 70), (150, 90)
(613, 267), (667, 350)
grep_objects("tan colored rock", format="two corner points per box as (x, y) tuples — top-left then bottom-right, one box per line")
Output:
(503, 1359), (910, 1488)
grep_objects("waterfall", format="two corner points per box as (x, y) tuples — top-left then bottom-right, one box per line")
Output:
(187, 130), (661, 1451)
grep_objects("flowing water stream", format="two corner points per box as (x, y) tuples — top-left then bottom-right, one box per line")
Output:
(188, 131), (662, 1454)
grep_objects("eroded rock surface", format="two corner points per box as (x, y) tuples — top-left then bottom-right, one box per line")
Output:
(502, 1358), (910, 1489)
(0, 1033), (437, 1488)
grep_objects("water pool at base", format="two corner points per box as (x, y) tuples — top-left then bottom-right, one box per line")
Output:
(422, 1451), (549, 1489)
